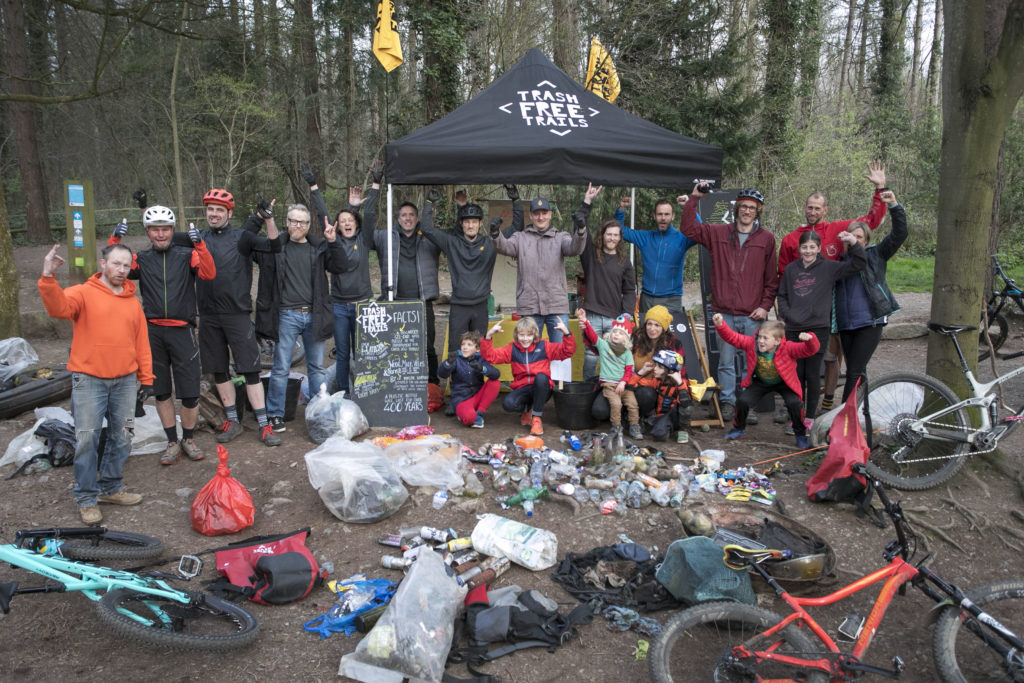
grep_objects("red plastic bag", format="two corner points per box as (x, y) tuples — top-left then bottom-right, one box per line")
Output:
(191, 445), (255, 536)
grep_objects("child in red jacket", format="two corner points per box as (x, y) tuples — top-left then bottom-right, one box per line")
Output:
(482, 317), (575, 436)
(712, 313), (819, 449)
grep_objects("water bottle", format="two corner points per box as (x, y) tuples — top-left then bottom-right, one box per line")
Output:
(572, 486), (591, 504)
(564, 431), (582, 451)
(432, 489), (449, 510)
(650, 484), (671, 507)
(529, 457), (547, 486)
(626, 480), (645, 508)
(522, 499), (535, 516)
(492, 467), (511, 491)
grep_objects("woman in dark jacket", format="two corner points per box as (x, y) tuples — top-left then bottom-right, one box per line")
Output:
(579, 219), (637, 380)
(834, 190), (906, 401)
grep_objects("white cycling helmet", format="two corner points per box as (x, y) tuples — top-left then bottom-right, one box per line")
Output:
(142, 205), (175, 227)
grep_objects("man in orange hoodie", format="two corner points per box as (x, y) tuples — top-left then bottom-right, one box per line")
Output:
(38, 243), (155, 525)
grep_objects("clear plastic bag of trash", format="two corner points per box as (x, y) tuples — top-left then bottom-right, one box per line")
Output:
(305, 384), (369, 444)
(0, 337), (39, 386)
(339, 549), (461, 682)
(383, 435), (464, 490)
(0, 406), (73, 468)
(305, 437), (408, 523)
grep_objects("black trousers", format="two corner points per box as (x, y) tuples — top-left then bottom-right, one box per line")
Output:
(786, 327), (828, 418)
(503, 374), (550, 416)
(839, 325), (885, 402)
(737, 378), (804, 434)
(447, 302), (489, 355)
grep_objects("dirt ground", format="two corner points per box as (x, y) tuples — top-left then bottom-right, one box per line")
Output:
(3, 240), (1024, 682)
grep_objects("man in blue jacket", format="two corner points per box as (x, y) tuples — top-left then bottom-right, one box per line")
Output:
(616, 196), (697, 316)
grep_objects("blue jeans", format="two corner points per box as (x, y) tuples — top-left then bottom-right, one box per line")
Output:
(717, 312), (761, 405)
(582, 312), (614, 381)
(333, 301), (358, 395)
(70, 372), (136, 507)
(269, 309), (326, 417)
(530, 314), (567, 344)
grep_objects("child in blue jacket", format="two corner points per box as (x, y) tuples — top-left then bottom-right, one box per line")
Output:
(438, 330), (500, 428)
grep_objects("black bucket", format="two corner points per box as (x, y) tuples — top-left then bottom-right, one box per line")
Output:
(553, 380), (597, 430)
(260, 375), (303, 422)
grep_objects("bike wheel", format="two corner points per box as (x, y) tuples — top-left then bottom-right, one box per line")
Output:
(858, 371), (970, 490)
(96, 589), (260, 651)
(978, 313), (1009, 361)
(649, 602), (827, 683)
(259, 338), (305, 369)
(933, 578), (1024, 682)
(58, 530), (164, 562)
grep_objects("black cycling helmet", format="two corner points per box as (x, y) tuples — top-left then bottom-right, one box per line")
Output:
(736, 188), (764, 206)
(458, 203), (484, 221)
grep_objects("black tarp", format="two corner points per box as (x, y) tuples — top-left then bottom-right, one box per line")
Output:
(385, 49), (722, 188)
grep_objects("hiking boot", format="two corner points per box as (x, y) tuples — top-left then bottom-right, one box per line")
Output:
(724, 428), (746, 440)
(160, 441), (180, 466)
(216, 420), (244, 443)
(628, 424), (643, 440)
(530, 417), (544, 436)
(471, 414), (485, 429)
(98, 490), (143, 506)
(260, 425), (281, 447)
(795, 434), (810, 449)
(773, 407), (789, 424)
(720, 403), (735, 421)
(269, 415), (286, 433)
(180, 438), (205, 461)
(747, 411), (759, 425)
(521, 412), (532, 426)
(80, 505), (102, 525)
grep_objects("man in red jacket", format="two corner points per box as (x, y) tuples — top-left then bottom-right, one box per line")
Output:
(777, 161), (889, 415)
(38, 243), (154, 525)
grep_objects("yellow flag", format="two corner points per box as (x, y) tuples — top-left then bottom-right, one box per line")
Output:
(373, 0), (403, 72)
(585, 37), (620, 103)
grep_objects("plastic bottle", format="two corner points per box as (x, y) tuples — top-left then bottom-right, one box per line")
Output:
(432, 489), (449, 510)
(650, 483), (671, 507)
(572, 486), (590, 504)
(584, 476), (615, 490)
(469, 514), (558, 570)
(508, 465), (527, 482)
(626, 480), (645, 508)
(591, 438), (606, 466)
(492, 467), (511, 491)
(636, 472), (662, 488)
(556, 483), (576, 496)
(522, 499), (535, 516)
(529, 457), (548, 486)
(506, 486), (548, 510)
(563, 431), (582, 451)
(462, 471), (485, 497)
(688, 478), (702, 497)
(614, 480), (630, 502)
(600, 498), (628, 517)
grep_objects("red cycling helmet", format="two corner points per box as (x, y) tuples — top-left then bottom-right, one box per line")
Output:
(203, 188), (235, 210)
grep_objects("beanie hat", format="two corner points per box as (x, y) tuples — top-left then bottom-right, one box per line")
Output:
(612, 315), (634, 336)
(644, 306), (673, 332)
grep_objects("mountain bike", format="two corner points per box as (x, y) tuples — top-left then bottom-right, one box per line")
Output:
(649, 463), (1024, 682)
(0, 526), (259, 651)
(855, 321), (1024, 490)
(979, 255), (1023, 361)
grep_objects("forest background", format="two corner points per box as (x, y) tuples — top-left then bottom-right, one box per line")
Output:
(0, 1), (1021, 345)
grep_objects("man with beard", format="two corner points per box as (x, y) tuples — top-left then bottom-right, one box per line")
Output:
(38, 243), (154, 524)
(108, 206), (215, 464)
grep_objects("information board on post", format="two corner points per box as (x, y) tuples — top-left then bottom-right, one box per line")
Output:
(351, 301), (428, 427)
(64, 179), (96, 284)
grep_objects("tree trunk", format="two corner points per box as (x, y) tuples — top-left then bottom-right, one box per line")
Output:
(759, 0), (801, 177)
(909, 0), (924, 107)
(796, 0), (823, 121)
(2, 0), (51, 244)
(0, 175), (20, 338)
(839, 0), (856, 99)
(295, 0), (323, 216)
(926, 0), (1024, 395)
(551, 0), (578, 79)
(856, 0), (871, 98)
(170, 1), (188, 223)
(925, 0), (943, 110)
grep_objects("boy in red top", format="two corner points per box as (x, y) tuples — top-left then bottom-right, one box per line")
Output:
(712, 313), (819, 449)
(482, 317), (575, 436)
(38, 243), (154, 525)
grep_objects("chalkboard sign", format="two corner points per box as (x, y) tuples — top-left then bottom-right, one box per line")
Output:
(669, 311), (706, 385)
(351, 301), (429, 427)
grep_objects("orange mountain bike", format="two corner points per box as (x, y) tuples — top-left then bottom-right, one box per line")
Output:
(649, 464), (1024, 682)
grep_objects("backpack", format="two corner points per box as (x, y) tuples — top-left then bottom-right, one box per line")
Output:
(805, 382), (885, 527)
(205, 528), (325, 605)
(5, 420), (77, 480)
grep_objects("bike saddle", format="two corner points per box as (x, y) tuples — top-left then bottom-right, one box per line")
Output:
(927, 322), (977, 335)
(0, 581), (18, 614)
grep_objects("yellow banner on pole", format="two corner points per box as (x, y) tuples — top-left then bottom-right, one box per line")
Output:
(373, 0), (403, 72)
(585, 37), (620, 103)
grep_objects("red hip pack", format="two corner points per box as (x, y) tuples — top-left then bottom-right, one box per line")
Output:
(207, 528), (323, 605)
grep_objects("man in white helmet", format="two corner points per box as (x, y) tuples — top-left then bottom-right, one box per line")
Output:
(108, 206), (215, 465)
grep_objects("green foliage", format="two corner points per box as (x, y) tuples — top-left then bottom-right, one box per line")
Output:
(886, 256), (935, 293)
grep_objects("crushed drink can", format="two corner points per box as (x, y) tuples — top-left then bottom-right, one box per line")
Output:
(377, 533), (404, 547)
(420, 526), (449, 542)
(446, 537), (473, 552)
(381, 555), (412, 570)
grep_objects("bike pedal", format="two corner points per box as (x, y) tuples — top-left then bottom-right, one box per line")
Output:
(837, 612), (865, 642)
(177, 554), (202, 579)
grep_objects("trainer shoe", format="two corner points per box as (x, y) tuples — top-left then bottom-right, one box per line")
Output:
(98, 490), (143, 506)
(795, 435), (810, 449)
(471, 414), (485, 429)
(216, 420), (244, 443)
(747, 411), (759, 425)
(677, 430), (689, 444)
(260, 425), (281, 447)
(160, 441), (180, 466)
(180, 438), (205, 461)
(530, 416), (544, 436)
(785, 423), (796, 436)
(720, 403), (735, 421)
(80, 505), (102, 525)
(724, 428), (746, 440)
(628, 424), (644, 440)
(521, 412), (532, 426)
(269, 416), (286, 433)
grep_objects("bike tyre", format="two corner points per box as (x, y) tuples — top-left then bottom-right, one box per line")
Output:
(858, 371), (970, 491)
(932, 578), (1024, 682)
(259, 338), (305, 370)
(96, 589), (260, 651)
(58, 530), (164, 562)
(978, 313), (1009, 361)
(649, 601), (827, 683)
